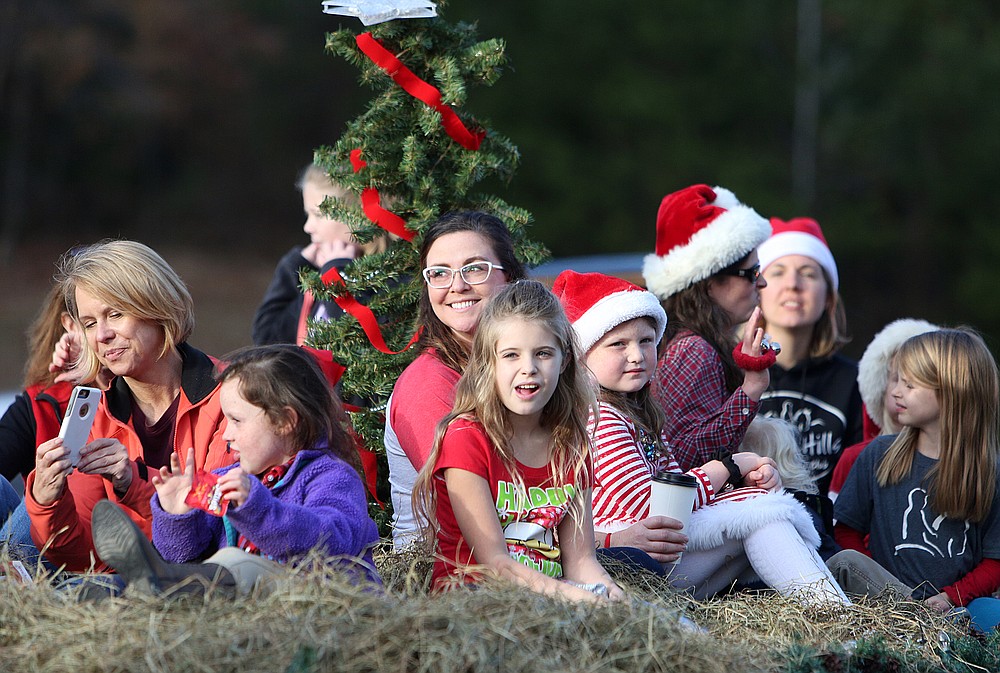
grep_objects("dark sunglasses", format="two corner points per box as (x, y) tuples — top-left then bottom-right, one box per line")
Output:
(717, 263), (761, 283)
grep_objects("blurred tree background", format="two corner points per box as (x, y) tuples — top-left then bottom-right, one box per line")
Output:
(2, 0), (999, 390)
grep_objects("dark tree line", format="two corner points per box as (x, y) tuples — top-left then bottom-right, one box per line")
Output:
(3, 1), (1000, 352)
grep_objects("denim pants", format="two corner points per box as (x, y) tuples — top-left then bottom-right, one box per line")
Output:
(0, 476), (50, 572)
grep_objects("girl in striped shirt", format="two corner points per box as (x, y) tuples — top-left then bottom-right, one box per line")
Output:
(554, 270), (848, 605)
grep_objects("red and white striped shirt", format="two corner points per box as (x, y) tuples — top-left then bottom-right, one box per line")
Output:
(589, 402), (716, 533)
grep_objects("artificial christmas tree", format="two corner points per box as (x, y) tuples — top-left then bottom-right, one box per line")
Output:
(300, 1), (548, 526)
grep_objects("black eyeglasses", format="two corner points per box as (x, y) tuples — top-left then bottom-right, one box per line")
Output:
(717, 263), (761, 283)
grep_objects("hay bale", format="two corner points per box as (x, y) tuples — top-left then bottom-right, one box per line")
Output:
(0, 546), (988, 673)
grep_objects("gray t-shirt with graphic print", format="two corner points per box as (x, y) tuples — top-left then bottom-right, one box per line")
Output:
(835, 435), (1000, 599)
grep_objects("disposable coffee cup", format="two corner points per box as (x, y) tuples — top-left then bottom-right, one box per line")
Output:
(648, 471), (698, 564)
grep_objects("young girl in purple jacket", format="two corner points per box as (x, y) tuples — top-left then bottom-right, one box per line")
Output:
(91, 344), (380, 595)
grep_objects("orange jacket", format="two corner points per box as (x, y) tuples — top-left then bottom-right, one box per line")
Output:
(25, 344), (235, 571)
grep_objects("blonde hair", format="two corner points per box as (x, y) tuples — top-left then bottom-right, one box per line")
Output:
(57, 240), (194, 382)
(875, 329), (999, 522)
(298, 163), (388, 257)
(413, 280), (596, 542)
(741, 415), (817, 493)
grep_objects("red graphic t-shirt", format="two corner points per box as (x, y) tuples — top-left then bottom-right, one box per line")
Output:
(430, 418), (589, 589)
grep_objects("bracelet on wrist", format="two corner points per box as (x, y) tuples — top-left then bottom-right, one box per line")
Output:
(720, 454), (744, 489)
(732, 344), (777, 371)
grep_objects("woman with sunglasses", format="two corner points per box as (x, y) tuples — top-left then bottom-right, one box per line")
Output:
(756, 217), (862, 496)
(642, 184), (773, 472)
(385, 211), (526, 549)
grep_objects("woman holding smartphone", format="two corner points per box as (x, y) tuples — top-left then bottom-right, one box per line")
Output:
(25, 240), (233, 572)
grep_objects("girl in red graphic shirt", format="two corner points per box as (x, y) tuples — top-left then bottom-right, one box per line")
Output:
(413, 280), (623, 603)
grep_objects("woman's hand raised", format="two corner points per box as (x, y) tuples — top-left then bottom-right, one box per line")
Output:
(738, 307), (770, 400)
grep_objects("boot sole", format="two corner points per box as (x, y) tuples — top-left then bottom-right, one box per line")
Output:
(91, 500), (163, 595)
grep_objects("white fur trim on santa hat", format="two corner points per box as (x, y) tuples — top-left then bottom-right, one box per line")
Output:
(572, 289), (666, 354)
(685, 490), (820, 552)
(643, 187), (771, 300)
(857, 318), (940, 426)
(758, 230), (840, 290)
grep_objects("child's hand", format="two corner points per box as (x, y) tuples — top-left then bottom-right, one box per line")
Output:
(924, 592), (953, 613)
(302, 239), (359, 267)
(733, 452), (783, 491)
(152, 448), (195, 515)
(218, 467), (252, 508)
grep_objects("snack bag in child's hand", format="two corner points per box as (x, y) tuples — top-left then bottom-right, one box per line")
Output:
(185, 469), (229, 516)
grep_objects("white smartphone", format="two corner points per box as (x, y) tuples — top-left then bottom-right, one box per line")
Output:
(59, 386), (101, 467)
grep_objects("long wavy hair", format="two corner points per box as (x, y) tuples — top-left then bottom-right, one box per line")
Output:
(415, 211), (527, 372)
(217, 344), (360, 474)
(413, 280), (596, 540)
(875, 329), (999, 522)
(661, 254), (750, 393)
(22, 283), (71, 389)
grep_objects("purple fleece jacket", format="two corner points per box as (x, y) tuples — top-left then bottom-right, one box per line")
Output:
(151, 448), (380, 584)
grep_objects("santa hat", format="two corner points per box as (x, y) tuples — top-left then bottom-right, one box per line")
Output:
(642, 184), (771, 300)
(758, 217), (840, 291)
(552, 270), (666, 354)
(857, 318), (940, 433)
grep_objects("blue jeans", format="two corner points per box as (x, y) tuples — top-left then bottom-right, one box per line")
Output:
(0, 477), (18, 523)
(598, 546), (667, 576)
(0, 477), (50, 572)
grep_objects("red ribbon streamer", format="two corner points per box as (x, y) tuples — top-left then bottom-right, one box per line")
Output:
(355, 32), (485, 151)
(349, 148), (367, 172)
(322, 266), (423, 355)
(350, 149), (417, 242)
(360, 188), (415, 242)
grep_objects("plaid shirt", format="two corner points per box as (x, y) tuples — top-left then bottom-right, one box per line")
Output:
(652, 331), (758, 471)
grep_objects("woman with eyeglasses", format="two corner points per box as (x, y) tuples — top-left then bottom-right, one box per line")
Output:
(756, 218), (862, 496)
(642, 184), (773, 472)
(385, 211), (526, 549)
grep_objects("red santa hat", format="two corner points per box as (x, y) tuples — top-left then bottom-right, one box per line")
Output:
(758, 217), (840, 291)
(642, 184), (771, 300)
(552, 270), (666, 354)
(857, 318), (940, 437)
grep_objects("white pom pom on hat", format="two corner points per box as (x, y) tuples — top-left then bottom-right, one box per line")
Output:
(758, 217), (840, 291)
(642, 184), (772, 300)
(552, 270), (666, 354)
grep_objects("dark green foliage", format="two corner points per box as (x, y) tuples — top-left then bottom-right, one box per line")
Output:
(302, 5), (549, 521)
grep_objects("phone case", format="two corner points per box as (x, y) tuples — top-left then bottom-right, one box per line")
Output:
(59, 386), (102, 467)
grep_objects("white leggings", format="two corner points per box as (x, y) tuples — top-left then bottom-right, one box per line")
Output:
(668, 520), (850, 605)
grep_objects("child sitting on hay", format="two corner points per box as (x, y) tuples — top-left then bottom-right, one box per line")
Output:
(92, 345), (381, 595)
